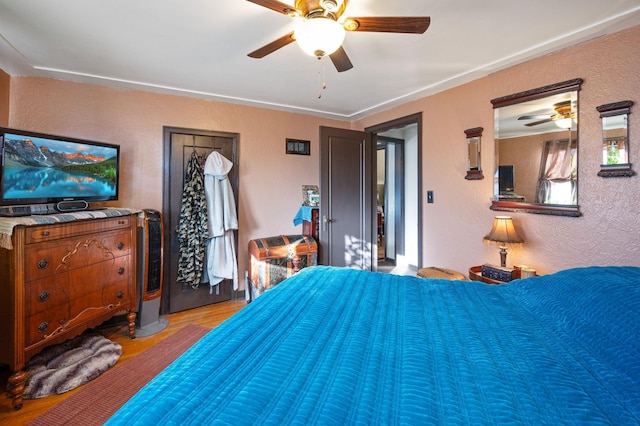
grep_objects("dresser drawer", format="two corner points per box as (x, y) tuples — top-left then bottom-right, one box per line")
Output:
(25, 216), (132, 244)
(25, 257), (133, 346)
(26, 255), (132, 317)
(26, 306), (71, 347)
(24, 230), (131, 282)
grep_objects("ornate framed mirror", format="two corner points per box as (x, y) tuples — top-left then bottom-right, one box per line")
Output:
(490, 78), (583, 217)
(596, 100), (634, 177)
(465, 127), (483, 180)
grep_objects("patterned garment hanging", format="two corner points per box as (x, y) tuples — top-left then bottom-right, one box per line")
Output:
(176, 150), (208, 288)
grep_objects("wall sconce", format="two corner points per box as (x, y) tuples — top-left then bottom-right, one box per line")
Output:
(483, 216), (523, 267)
(596, 100), (634, 177)
(464, 127), (484, 180)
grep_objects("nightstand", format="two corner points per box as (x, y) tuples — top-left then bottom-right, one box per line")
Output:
(469, 265), (537, 284)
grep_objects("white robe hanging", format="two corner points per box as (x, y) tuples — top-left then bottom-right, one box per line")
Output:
(202, 151), (238, 293)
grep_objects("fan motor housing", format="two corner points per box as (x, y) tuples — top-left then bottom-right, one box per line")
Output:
(297, 0), (348, 18)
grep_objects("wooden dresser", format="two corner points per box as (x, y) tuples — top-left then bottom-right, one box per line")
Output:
(0, 213), (138, 409)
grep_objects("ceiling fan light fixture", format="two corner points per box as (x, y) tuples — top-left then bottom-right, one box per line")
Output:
(295, 17), (345, 57)
(554, 117), (573, 129)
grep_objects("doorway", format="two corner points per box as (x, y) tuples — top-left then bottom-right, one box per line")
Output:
(318, 113), (421, 273)
(376, 136), (404, 267)
(367, 113), (422, 273)
(318, 126), (375, 268)
(161, 127), (239, 314)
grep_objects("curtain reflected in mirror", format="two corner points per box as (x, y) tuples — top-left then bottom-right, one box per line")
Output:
(491, 78), (583, 217)
(537, 139), (577, 204)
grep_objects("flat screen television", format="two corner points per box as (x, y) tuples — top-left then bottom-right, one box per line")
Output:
(498, 164), (515, 193)
(0, 127), (120, 211)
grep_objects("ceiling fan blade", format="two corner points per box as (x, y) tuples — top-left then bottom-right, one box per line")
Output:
(518, 115), (553, 120)
(329, 46), (353, 72)
(344, 16), (430, 34)
(248, 32), (296, 58)
(525, 118), (553, 127)
(246, 0), (300, 16)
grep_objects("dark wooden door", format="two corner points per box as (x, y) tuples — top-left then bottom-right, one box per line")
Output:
(319, 126), (375, 268)
(161, 127), (239, 314)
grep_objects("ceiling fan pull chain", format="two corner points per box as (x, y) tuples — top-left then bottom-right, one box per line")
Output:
(322, 61), (327, 90)
(317, 60), (327, 98)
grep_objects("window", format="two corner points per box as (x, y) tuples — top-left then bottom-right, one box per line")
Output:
(536, 139), (577, 205)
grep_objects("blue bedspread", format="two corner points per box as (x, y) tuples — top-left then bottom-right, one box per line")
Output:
(107, 266), (640, 425)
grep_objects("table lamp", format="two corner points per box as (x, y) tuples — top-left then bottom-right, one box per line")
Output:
(483, 216), (523, 267)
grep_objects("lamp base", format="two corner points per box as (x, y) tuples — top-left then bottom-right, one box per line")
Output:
(499, 246), (508, 268)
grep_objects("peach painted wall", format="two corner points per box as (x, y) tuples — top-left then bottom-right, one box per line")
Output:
(0, 69), (9, 126)
(6, 79), (345, 285)
(5, 24), (640, 284)
(354, 24), (640, 275)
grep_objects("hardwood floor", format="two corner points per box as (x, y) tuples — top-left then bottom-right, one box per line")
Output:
(0, 299), (247, 425)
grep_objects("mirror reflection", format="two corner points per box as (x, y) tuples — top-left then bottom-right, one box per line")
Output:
(491, 79), (583, 216)
(602, 115), (627, 164)
(597, 100), (634, 177)
(468, 137), (480, 169)
(465, 127), (483, 180)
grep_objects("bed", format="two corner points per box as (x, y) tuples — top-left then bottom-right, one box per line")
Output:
(106, 265), (640, 425)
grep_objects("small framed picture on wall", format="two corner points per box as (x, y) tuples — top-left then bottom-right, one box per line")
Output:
(286, 139), (310, 155)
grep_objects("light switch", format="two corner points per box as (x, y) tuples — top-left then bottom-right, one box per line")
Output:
(427, 191), (434, 204)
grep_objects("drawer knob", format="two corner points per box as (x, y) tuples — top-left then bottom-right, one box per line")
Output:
(42, 231), (50, 237)
(37, 322), (49, 333)
(118, 242), (125, 250)
(116, 291), (124, 299)
(38, 291), (50, 303)
(37, 258), (49, 269)
(118, 267), (125, 275)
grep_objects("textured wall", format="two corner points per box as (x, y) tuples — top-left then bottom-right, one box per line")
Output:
(5, 25), (640, 281)
(355, 25), (640, 275)
(0, 69), (9, 126)
(6, 80), (344, 280)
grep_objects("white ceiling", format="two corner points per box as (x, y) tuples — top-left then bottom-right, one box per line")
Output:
(1, 0), (639, 121)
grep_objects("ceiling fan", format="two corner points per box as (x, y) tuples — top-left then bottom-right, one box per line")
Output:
(246, 0), (431, 72)
(518, 101), (575, 127)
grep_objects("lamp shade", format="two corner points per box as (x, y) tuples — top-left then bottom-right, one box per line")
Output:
(483, 216), (523, 245)
(295, 17), (345, 57)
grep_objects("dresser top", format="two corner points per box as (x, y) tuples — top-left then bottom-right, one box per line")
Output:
(0, 207), (141, 250)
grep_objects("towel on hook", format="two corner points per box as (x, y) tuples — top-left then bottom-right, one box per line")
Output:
(202, 151), (238, 293)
